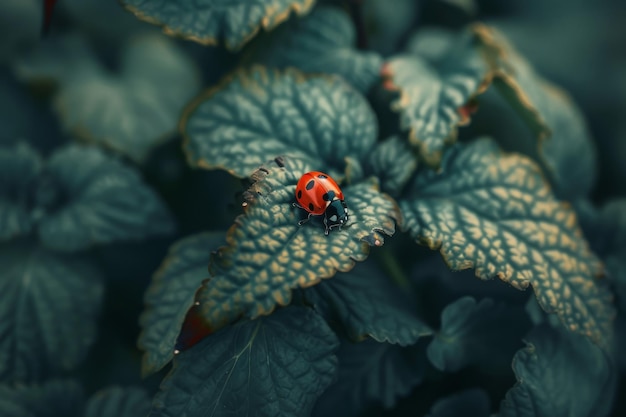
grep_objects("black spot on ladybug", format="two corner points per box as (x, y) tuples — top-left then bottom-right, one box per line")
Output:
(317, 174), (327, 179)
(308, 203), (314, 211)
(306, 180), (315, 190)
(297, 190), (302, 200)
(322, 191), (335, 201)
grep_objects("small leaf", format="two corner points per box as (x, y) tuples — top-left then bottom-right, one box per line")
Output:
(138, 232), (224, 376)
(364, 136), (417, 196)
(85, 386), (151, 417)
(313, 338), (426, 417)
(474, 25), (596, 200)
(499, 325), (616, 417)
(244, 6), (382, 92)
(151, 306), (338, 417)
(0, 241), (104, 383)
(302, 261), (432, 345)
(40, 33), (199, 162)
(400, 138), (614, 349)
(427, 296), (530, 372)
(0, 143), (41, 242)
(120, 0), (315, 51)
(182, 66), (377, 178)
(426, 389), (490, 417)
(382, 25), (494, 167)
(38, 144), (175, 252)
(0, 379), (84, 417)
(197, 157), (400, 332)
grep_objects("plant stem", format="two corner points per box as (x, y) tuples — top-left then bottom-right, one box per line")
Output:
(375, 247), (412, 290)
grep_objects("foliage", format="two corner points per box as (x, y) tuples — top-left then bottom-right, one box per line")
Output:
(1, 1), (624, 417)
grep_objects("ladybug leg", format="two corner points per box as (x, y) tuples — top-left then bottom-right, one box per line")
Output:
(298, 212), (312, 226)
(323, 217), (330, 235)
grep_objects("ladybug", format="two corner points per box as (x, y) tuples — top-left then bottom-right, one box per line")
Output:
(293, 171), (349, 235)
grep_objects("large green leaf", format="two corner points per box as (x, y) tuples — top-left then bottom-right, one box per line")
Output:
(0, 379), (84, 417)
(498, 325), (616, 417)
(364, 136), (417, 196)
(120, 0), (315, 51)
(22, 33), (199, 162)
(85, 387), (151, 417)
(313, 338), (427, 417)
(426, 389), (490, 417)
(182, 66), (377, 178)
(38, 144), (175, 252)
(302, 262), (431, 345)
(151, 306), (338, 417)
(197, 157), (400, 332)
(400, 138), (614, 349)
(427, 296), (530, 372)
(139, 232), (224, 376)
(382, 25), (494, 167)
(0, 241), (104, 383)
(0, 143), (41, 242)
(244, 6), (382, 93)
(474, 25), (596, 200)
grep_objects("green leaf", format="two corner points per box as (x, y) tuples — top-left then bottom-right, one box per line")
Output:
(139, 232), (224, 376)
(39, 33), (199, 162)
(382, 25), (494, 167)
(120, 0), (315, 51)
(400, 138), (614, 349)
(302, 261), (432, 345)
(498, 325), (616, 417)
(243, 6), (382, 93)
(0, 379), (84, 417)
(197, 157), (400, 332)
(38, 144), (175, 252)
(182, 66), (378, 178)
(364, 136), (417, 196)
(0, 1), (40, 63)
(85, 387), (151, 417)
(474, 25), (596, 200)
(151, 306), (338, 417)
(0, 143), (41, 242)
(427, 296), (530, 372)
(314, 338), (426, 416)
(426, 389), (490, 417)
(0, 241), (104, 383)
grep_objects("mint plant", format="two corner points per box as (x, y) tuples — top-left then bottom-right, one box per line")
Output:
(0, 1), (624, 417)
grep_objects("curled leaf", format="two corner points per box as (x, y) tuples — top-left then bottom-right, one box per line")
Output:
(197, 157), (401, 332)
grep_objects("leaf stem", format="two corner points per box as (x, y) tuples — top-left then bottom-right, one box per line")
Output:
(375, 247), (411, 290)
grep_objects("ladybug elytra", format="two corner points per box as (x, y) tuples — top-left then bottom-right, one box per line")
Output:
(293, 171), (349, 235)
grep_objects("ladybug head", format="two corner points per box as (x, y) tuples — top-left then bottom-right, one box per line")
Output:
(323, 199), (349, 234)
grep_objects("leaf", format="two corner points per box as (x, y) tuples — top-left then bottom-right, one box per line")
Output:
(0, 379), (84, 417)
(498, 324), (616, 417)
(364, 136), (417, 196)
(244, 6), (382, 93)
(151, 306), (338, 417)
(0, 241), (104, 383)
(427, 296), (530, 372)
(182, 66), (378, 178)
(0, 143), (41, 242)
(362, 0), (418, 56)
(120, 0), (315, 51)
(0, 0), (40, 63)
(426, 389), (490, 417)
(85, 387), (151, 417)
(197, 157), (400, 332)
(382, 25), (494, 167)
(37, 144), (175, 252)
(46, 33), (199, 162)
(313, 338), (427, 417)
(400, 138), (614, 349)
(138, 232), (224, 376)
(302, 261), (432, 345)
(473, 25), (597, 200)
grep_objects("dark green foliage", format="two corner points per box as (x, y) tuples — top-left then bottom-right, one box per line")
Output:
(1, 1), (624, 417)
(151, 307), (338, 417)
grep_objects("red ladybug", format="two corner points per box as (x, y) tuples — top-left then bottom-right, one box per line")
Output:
(293, 171), (349, 235)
